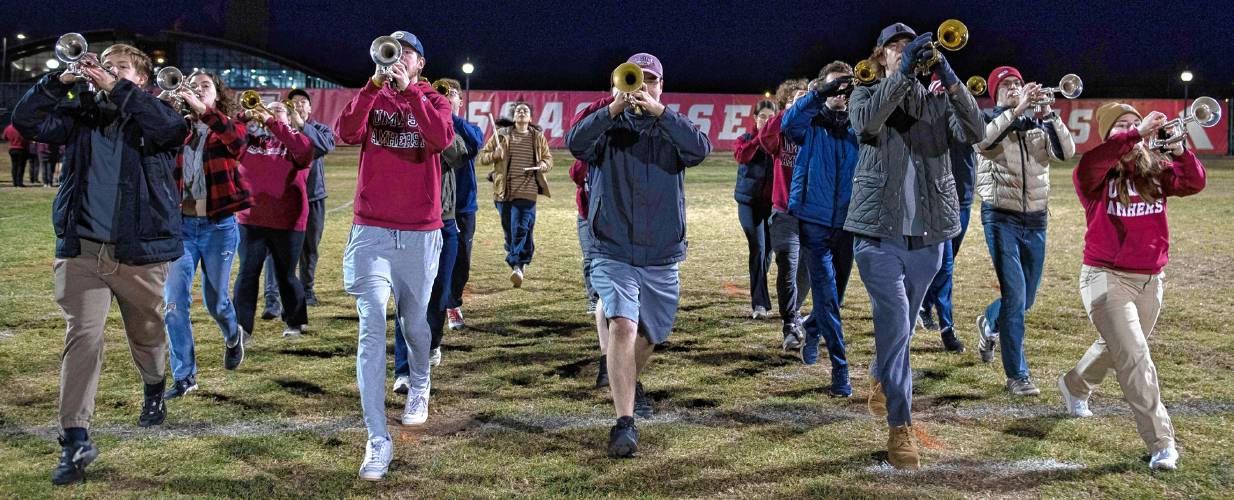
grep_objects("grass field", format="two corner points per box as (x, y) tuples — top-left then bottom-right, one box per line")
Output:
(1, 148), (1232, 498)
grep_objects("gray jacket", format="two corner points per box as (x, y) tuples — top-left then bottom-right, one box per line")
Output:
(301, 120), (335, 202)
(439, 133), (467, 221)
(844, 71), (984, 246)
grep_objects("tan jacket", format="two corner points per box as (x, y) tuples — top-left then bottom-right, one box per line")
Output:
(479, 126), (552, 201)
(974, 109), (1076, 213)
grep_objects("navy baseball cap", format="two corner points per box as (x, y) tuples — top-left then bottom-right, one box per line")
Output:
(390, 31), (424, 56)
(877, 23), (917, 47)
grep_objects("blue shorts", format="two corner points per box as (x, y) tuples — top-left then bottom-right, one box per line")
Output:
(590, 257), (681, 344)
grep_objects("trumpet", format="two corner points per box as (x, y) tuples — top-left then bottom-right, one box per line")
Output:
(1024, 74), (1083, 112)
(914, 19), (969, 75)
(966, 76), (987, 96)
(432, 78), (453, 96)
(239, 89), (277, 117)
(370, 35), (403, 76)
(1147, 96), (1221, 149)
(55, 32), (117, 85)
(155, 66), (202, 116)
(854, 59), (878, 85)
(611, 62), (645, 114)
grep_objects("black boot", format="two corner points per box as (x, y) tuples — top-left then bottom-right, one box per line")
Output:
(138, 381), (166, 427)
(595, 355), (609, 389)
(51, 435), (98, 485)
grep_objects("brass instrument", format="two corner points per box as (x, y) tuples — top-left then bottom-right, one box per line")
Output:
(1028, 74), (1083, 112)
(914, 19), (969, 74)
(432, 78), (453, 96)
(369, 35), (403, 76)
(854, 59), (878, 85)
(966, 75), (987, 96)
(1147, 96), (1221, 149)
(611, 62), (645, 114)
(55, 32), (117, 87)
(155, 66), (202, 116)
(239, 89), (276, 117)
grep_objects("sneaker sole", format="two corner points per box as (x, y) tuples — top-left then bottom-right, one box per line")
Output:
(448, 323), (465, 331)
(607, 440), (638, 458)
(359, 472), (387, 481)
(511, 274), (523, 288)
(1057, 375), (1093, 417)
(401, 417), (428, 426)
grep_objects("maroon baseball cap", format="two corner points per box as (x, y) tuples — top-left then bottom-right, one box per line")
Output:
(627, 53), (662, 79)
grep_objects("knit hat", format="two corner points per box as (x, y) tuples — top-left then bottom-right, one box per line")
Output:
(1096, 102), (1142, 141)
(987, 66), (1022, 100)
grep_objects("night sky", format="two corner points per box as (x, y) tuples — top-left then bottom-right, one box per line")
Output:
(6, 0), (1233, 99)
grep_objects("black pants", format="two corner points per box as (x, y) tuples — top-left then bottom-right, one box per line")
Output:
(737, 200), (773, 311)
(264, 198), (325, 301)
(39, 152), (59, 186)
(9, 150), (29, 187)
(235, 224), (307, 334)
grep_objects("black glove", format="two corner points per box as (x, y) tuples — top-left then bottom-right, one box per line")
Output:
(815, 76), (855, 98)
(932, 52), (959, 88)
(898, 33), (934, 76)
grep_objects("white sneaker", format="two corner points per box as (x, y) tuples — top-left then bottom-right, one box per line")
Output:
(447, 308), (465, 330)
(1150, 446), (1179, 470)
(358, 436), (393, 481)
(429, 347), (442, 366)
(510, 266), (524, 288)
(282, 324), (304, 337)
(392, 376), (410, 395)
(751, 306), (769, 320)
(401, 388), (430, 426)
(1057, 374), (1093, 417)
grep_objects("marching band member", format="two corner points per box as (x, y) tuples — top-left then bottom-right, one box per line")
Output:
(335, 31), (454, 481)
(1061, 103), (1205, 471)
(444, 80), (486, 331)
(12, 42), (188, 486)
(782, 62), (859, 394)
(566, 53), (711, 458)
(479, 101), (553, 288)
(846, 22), (983, 469)
(732, 99), (777, 325)
(973, 66), (1076, 395)
(231, 100), (313, 340)
(163, 71), (252, 399)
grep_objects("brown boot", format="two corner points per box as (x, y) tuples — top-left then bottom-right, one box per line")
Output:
(868, 378), (887, 418)
(887, 424), (920, 469)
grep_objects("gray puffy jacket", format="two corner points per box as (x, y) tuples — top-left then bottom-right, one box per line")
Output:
(844, 71), (984, 246)
(974, 108), (1076, 214)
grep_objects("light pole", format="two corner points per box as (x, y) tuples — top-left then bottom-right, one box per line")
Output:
(2, 33), (26, 82)
(1180, 70), (1193, 104)
(461, 60), (474, 115)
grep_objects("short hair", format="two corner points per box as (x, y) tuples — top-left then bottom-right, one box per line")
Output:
(755, 99), (779, 115)
(100, 43), (153, 83)
(439, 78), (462, 93)
(819, 61), (853, 79)
(287, 88), (311, 103)
(774, 78), (808, 108)
(511, 100), (533, 115)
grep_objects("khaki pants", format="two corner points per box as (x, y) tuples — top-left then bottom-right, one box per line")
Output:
(1063, 265), (1174, 452)
(55, 239), (169, 430)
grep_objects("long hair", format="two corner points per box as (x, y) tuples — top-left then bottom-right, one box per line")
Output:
(191, 71), (236, 118)
(1112, 146), (1167, 206)
(867, 45), (887, 80)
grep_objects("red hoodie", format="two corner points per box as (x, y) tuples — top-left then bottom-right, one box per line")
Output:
(757, 110), (799, 212)
(1073, 128), (1206, 275)
(336, 80), (454, 231)
(568, 95), (616, 219)
(236, 118), (314, 231)
(733, 126), (775, 203)
(4, 124), (27, 151)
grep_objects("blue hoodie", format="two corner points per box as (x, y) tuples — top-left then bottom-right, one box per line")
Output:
(451, 115), (484, 214)
(782, 90), (859, 228)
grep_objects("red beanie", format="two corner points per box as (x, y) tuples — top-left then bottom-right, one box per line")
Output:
(987, 66), (1023, 100)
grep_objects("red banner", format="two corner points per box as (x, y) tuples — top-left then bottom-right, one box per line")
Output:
(273, 89), (1228, 154)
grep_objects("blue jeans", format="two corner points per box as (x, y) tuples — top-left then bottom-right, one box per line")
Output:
(737, 201), (773, 311)
(496, 199), (536, 268)
(854, 236), (943, 427)
(446, 211), (476, 309)
(164, 216), (241, 381)
(799, 221), (852, 367)
(922, 203), (972, 331)
(981, 204), (1047, 380)
(394, 219), (459, 377)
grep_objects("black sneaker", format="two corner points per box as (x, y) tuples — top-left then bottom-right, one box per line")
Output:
(918, 308), (939, 331)
(51, 437), (98, 485)
(261, 300), (282, 321)
(595, 355), (609, 389)
(139, 382), (166, 427)
(224, 331), (245, 371)
(634, 382), (653, 418)
(940, 328), (966, 353)
(305, 290), (319, 307)
(607, 416), (638, 458)
(163, 375), (197, 399)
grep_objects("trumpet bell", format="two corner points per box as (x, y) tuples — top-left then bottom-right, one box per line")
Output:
(1058, 74), (1083, 99)
(432, 78), (452, 96)
(937, 19), (969, 51)
(156, 66), (184, 92)
(611, 62), (644, 93)
(55, 33), (89, 64)
(966, 76), (987, 96)
(239, 89), (272, 114)
(854, 59), (878, 84)
(370, 35), (403, 68)
(1191, 96), (1221, 127)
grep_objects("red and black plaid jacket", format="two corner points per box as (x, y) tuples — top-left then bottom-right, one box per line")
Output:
(175, 108), (251, 220)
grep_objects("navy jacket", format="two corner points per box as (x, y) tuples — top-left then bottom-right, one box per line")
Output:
(566, 107), (711, 266)
(451, 115), (484, 214)
(302, 120), (336, 202)
(12, 73), (188, 265)
(732, 130), (773, 205)
(783, 90), (860, 228)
